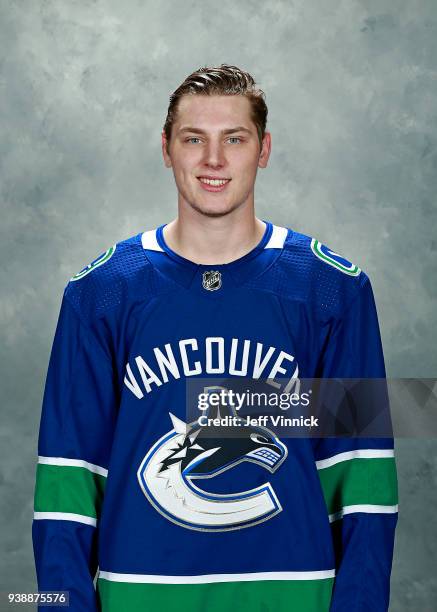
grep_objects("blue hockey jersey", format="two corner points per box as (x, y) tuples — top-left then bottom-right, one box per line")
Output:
(32, 221), (398, 611)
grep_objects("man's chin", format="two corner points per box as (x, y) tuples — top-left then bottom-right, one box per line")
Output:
(188, 199), (243, 218)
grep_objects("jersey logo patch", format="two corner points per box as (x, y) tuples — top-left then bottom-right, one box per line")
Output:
(70, 244), (116, 282)
(310, 239), (361, 276)
(202, 270), (222, 291)
(137, 397), (287, 532)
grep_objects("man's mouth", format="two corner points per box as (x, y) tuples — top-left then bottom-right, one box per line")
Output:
(197, 177), (231, 192)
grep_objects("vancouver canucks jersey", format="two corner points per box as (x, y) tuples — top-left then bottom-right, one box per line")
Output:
(32, 221), (398, 611)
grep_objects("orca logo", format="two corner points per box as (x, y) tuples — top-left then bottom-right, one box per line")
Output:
(137, 399), (287, 532)
(202, 270), (222, 291)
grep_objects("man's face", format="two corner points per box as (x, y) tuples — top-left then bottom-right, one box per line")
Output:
(162, 95), (271, 217)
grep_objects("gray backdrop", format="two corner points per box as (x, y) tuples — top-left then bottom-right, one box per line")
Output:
(1, 0), (436, 610)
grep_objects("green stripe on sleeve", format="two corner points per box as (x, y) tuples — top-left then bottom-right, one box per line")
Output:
(318, 457), (398, 515)
(34, 464), (106, 518)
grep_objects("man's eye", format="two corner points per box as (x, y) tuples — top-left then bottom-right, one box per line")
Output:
(184, 136), (242, 144)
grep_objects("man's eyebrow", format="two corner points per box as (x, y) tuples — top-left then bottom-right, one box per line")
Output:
(178, 126), (252, 135)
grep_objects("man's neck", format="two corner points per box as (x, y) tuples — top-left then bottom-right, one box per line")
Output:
(162, 209), (266, 265)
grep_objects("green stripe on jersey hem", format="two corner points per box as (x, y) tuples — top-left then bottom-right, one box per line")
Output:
(96, 577), (335, 612)
(34, 463), (106, 518)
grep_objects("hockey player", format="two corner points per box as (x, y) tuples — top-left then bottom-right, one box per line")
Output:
(33, 64), (398, 611)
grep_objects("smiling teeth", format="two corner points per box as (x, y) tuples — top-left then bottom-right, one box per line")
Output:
(199, 178), (229, 186)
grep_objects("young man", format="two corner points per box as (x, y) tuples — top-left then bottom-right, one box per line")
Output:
(33, 64), (398, 611)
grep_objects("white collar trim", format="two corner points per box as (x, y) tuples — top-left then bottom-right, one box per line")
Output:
(264, 225), (288, 249)
(141, 229), (163, 252)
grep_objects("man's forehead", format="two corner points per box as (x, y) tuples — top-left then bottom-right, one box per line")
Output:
(174, 94), (254, 130)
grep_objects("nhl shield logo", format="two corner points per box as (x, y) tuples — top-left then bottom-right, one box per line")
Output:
(202, 270), (222, 291)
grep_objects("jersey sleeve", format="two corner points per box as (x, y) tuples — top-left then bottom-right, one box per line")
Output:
(313, 276), (398, 612)
(32, 288), (118, 611)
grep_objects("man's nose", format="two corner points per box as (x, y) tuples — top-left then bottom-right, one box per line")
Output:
(203, 141), (226, 168)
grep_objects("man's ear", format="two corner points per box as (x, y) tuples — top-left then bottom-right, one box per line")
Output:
(258, 131), (272, 169)
(162, 131), (172, 168)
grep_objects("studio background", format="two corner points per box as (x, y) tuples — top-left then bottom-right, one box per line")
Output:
(1, 1), (436, 610)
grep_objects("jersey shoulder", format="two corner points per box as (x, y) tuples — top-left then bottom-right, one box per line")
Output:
(267, 227), (370, 320)
(283, 228), (366, 278)
(63, 231), (154, 322)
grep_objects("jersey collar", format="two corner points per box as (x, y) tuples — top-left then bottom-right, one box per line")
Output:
(141, 221), (289, 290)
